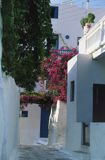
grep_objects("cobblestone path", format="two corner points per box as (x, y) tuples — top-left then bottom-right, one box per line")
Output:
(19, 145), (72, 160)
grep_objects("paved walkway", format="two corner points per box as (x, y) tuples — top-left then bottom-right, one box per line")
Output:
(19, 145), (72, 160)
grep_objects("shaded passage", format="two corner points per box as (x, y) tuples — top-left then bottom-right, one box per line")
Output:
(19, 145), (71, 160)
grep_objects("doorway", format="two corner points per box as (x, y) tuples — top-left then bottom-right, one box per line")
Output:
(93, 84), (105, 122)
(40, 108), (50, 138)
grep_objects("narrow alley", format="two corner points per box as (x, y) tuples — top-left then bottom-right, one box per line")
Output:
(19, 145), (72, 160)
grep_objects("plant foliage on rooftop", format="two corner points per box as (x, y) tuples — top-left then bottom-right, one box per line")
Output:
(80, 13), (95, 28)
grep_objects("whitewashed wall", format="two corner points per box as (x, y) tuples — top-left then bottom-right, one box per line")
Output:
(0, 76), (19, 160)
(48, 100), (67, 148)
(56, 100), (67, 147)
(51, 3), (105, 48)
(66, 53), (105, 159)
(66, 56), (82, 152)
(0, 78), (5, 159)
(19, 104), (41, 145)
(0, 10), (2, 76)
(90, 123), (105, 160)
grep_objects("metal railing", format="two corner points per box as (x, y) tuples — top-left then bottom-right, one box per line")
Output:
(50, 49), (73, 55)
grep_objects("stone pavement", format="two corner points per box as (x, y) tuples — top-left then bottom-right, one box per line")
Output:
(19, 145), (72, 160)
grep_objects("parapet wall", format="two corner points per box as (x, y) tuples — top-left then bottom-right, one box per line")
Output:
(0, 76), (19, 160)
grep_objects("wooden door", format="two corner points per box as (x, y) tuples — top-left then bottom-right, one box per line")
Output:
(40, 108), (50, 138)
(93, 84), (105, 122)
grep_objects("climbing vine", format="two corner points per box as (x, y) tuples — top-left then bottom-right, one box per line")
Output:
(42, 48), (78, 102)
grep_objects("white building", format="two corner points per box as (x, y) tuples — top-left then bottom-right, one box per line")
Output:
(66, 15), (105, 160)
(19, 2), (105, 148)
(19, 80), (50, 145)
(51, 2), (105, 49)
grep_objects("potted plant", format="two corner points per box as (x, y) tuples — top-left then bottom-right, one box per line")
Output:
(80, 13), (95, 34)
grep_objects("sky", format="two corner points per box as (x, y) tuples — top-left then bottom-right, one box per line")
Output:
(50, 0), (105, 8)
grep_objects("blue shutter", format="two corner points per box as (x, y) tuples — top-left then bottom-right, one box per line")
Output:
(54, 7), (58, 18)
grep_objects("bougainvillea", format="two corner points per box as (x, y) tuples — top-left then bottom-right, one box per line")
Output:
(20, 92), (53, 109)
(42, 48), (78, 102)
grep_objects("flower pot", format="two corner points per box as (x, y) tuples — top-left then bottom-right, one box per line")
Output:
(83, 23), (91, 35)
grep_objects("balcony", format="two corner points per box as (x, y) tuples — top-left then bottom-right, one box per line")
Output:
(50, 49), (74, 55)
(79, 15), (105, 59)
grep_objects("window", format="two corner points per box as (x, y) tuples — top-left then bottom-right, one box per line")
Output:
(51, 6), (58, 18)
(77, 37), (81, 46)
(70, 81), (75, 101)
(52, 34), (59, 49)
(21, 111), (28, 117)
(82, 123), (90, 146)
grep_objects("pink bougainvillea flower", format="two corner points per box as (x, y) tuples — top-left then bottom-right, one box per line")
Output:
(42, 48), (78, 103)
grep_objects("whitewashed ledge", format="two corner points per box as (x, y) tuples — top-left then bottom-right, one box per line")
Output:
(0, 75), (19, 160)
(79, 15), (105, 59)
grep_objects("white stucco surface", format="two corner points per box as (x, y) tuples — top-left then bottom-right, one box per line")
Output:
(56, 100), (67, 147)
(19, 104), (41, 145)
(0, 10), (2, 76)
(0, 78), (4, 159)
(90, 123), (105, 160)
(66, 56), (82, 152)
(66, 53), (105, 159)
(48, 100), (67, 148)
(51, 4), (105, 48)
(0, 76), (19, 160)
(67, 54), (105, 123)
(77, 55), (105, 122)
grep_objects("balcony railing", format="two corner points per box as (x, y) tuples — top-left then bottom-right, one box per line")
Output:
(50, 49), (73, 55)
(79, 15), (105, 59)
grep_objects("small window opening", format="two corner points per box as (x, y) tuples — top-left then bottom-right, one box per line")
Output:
(52, 34), (59, 49)
(77, 37), (81, 46)
(21, 111), (28, 117)
(82, 123), (90, 146)
(51, 6), (58, 18)
(70, 81), (75, 101)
